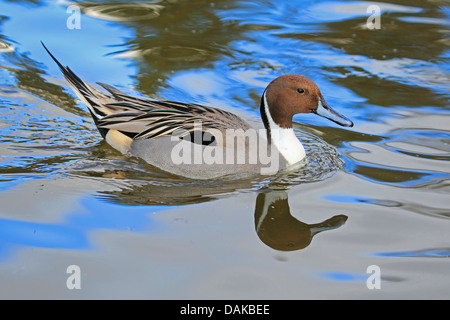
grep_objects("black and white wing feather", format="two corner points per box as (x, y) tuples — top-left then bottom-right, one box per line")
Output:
(42, 42), (250, 143)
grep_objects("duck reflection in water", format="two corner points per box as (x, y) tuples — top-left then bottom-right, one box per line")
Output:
(254, 190), (347, 251)
(99, 180), (347, 251)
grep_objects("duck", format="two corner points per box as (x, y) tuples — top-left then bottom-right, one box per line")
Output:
(42, 42), (353, 179)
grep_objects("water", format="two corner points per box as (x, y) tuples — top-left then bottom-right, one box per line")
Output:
(0, 0), (449, 299)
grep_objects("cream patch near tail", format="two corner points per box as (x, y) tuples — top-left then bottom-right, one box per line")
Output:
(105, 129), (132, 154)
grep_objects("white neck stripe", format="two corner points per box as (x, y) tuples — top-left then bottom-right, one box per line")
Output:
(262, 92), (306, 165)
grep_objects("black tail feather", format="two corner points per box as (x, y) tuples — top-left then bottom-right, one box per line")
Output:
(41, 41), (109, 138)
(41, 41), (94, 98)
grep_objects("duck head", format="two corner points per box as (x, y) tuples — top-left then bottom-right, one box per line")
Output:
(262, 74), (353, 129)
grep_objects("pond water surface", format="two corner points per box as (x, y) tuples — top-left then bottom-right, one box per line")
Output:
(0, 0), (449, 299)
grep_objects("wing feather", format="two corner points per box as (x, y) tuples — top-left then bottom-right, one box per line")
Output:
(42, 42), (251, 146)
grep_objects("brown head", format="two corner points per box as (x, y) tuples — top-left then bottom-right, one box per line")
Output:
(262, 74), (353, 129)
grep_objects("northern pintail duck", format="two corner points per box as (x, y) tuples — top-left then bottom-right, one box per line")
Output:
(42, 43), (353, 179)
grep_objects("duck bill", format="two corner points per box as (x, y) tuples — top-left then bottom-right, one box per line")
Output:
(314, 98), (353, 127)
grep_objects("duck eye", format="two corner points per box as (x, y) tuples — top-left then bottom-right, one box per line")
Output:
(297, 88), (304, 94)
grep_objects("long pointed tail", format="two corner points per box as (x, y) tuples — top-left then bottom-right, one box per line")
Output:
(41, 41), (109, 137)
